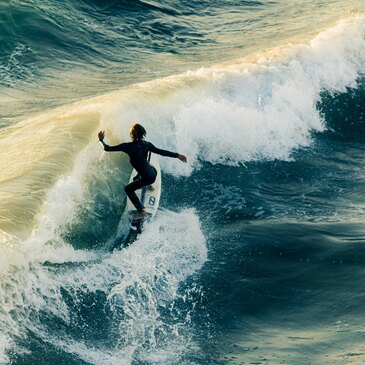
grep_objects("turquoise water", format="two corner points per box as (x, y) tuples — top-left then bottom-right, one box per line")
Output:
(1, 1), (365, 364)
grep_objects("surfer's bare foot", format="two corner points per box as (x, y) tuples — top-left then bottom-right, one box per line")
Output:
(147, 185), (155, 191)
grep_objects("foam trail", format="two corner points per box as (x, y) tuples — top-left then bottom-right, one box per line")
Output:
(108, 209), (207, 363)
(0, 208), (206, 365)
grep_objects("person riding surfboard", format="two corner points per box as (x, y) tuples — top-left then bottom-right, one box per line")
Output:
(98, 124), (187, 219)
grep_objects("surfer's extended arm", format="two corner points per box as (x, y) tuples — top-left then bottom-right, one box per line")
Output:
(148, 142), (187, 163)
(148, 142), (178, 158)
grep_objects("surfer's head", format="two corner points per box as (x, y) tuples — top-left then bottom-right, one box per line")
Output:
(130, 123), (146, 141)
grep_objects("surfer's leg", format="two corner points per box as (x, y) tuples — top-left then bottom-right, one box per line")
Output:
(147, 167), (157, 191)
(124, 179), (146, 212)
(132, 173), (141, 181)
(125, 167), (157, 212)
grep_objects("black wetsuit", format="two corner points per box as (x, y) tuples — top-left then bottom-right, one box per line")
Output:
(100, 139), (178, 211)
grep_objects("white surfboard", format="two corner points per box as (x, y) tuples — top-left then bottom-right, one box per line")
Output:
(126, 153), (161, 233)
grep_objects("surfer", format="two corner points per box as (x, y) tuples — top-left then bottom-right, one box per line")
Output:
(98, 124), (187, 218)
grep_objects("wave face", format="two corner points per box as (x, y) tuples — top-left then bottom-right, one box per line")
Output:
(1, 2), (365, 365)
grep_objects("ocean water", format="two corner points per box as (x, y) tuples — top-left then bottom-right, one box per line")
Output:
(1, 1), (365, 364)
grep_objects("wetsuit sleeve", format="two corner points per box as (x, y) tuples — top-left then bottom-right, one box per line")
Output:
(148, 142), (178, 158)
(99, 140), (129, 152)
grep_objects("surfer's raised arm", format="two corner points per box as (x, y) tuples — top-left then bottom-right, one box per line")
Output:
(98, 130), (109, 149)
(98, 130), (128, 152)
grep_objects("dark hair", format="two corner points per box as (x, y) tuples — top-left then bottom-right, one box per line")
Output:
(130, 123), (146, 141)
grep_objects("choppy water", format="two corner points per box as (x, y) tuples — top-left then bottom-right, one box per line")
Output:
(1, 1), (365, 364)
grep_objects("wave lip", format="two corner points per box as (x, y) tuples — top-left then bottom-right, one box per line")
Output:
(171, 16), (365, 165)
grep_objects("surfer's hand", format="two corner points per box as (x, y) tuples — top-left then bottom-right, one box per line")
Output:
(178, 154), (187, 163)
(98, 130), (105, 141)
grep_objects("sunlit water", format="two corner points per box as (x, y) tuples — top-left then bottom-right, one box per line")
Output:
(1, 1), (365, 364)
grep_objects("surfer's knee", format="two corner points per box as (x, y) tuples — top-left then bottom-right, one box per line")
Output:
(124, 184), (132, 194)
(146, 173), (156, 185)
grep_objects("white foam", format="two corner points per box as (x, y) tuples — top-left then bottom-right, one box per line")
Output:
(0, 334), (10, 365)
(0, 145), (101, 363)
(107, 209), (207, 362)
(169, 16), (365, 170)
(0, 209), (206, 365)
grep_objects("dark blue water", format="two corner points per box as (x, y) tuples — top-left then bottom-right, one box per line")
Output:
(1, 1), (365, 365)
